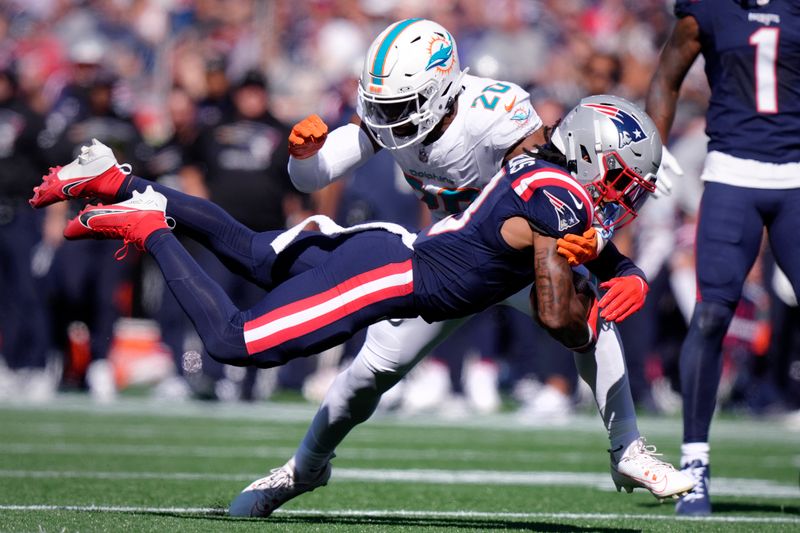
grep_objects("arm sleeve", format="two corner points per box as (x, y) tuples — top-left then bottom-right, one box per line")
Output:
(288, 122), (376, 193)
(674, 0), (709, 28)
(584, 241), (646, 282)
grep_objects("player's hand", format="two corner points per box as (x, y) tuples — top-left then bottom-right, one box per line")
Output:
(597, 276), (649, 322)
(557, 228), (599, 266)
(653, 146), (683, 198)
(289, 114), (328, 159)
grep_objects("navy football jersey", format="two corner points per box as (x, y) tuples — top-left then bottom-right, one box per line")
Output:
(675, 0), (800, 163)
(412, 155), (593, 322)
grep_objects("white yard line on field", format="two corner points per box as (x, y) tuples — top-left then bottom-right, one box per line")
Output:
(1, 397), (797, 443)
(0, 441), (593, 463)
(0, 505), (797, 525)
(0, 468), (796, 499)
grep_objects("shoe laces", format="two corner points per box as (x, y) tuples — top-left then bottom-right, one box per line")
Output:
(624, 438), (675, 475)
(113, 219), (174, 260)
(681, 463), (707, 500)
(252, 465), (297, 504)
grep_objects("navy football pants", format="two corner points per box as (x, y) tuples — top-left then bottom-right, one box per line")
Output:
(122, 176), (416, 369)
(681, 182), (800, 443)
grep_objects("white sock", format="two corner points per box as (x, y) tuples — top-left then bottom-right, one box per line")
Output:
(574, 319), (639, 463)
(681, 442), (710, 467)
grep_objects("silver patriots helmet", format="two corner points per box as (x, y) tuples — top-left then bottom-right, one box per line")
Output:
(551, 95), (662, 231)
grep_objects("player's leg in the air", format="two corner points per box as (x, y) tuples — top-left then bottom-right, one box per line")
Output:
(29, 140), (302, 289)
(676, 182), (766, 516)
(62, 184), (417, 369)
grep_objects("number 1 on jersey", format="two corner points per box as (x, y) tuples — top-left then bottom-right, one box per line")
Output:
(749, 27), (779, 114)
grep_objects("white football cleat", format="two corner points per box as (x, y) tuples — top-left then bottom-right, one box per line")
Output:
(229, 458), (332, 518)
(611, 437), (696, 500)
(30, 139), (130, 208)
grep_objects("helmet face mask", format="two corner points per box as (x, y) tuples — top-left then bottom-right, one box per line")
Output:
(589, 151), (657, 230)
(358, 19), (465, 150)
(359, 81), (436, 144)
(552, 95), (662, 231)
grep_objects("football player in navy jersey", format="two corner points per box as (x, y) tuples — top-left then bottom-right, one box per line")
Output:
(647, 0), (800, 516)
(280, 20), (687, 516)
(30, 95), (694, 513)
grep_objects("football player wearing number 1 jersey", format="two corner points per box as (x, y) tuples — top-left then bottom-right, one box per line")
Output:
(259, 18), (694, 517)
(647, 0), (800, 516)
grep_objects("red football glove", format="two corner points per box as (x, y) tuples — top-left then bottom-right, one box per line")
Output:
(557, 228), (599, 266)
(288, 114), (328, 159)
(597, 276), (648, 322)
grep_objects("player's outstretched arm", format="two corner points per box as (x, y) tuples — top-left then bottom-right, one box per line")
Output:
(646, 15), (702, 142)
(287, 114), (379, 193)
(531, 231), (594, 350)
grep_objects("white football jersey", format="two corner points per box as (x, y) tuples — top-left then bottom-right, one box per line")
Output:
(387, 74), (541, 220)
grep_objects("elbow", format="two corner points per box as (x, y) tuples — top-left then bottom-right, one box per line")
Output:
(288, 155), (328, 193)
(536, 307), (573, 332)
(289, 174), (319, 194)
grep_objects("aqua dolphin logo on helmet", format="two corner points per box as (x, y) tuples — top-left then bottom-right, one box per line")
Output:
(582, 103), (648, 149)
(425, 32), (454, 73)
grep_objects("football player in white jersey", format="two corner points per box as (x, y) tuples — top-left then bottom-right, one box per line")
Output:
(230, 19), (693, 517)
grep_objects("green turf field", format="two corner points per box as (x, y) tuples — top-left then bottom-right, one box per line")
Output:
(0, 397), (797, 532)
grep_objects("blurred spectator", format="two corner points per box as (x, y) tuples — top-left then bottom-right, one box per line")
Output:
(134, 85), (201, 400)
(0, 66), (55, 402)
(196, 58), (232, 128)
(44, 58), (144, 402)
(181, 68), (306, 400)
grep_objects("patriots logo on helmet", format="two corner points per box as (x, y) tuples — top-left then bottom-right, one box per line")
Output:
(543, 190), (580, 232)
(425, 33), (454, 73)
(582, 103), (648, 149)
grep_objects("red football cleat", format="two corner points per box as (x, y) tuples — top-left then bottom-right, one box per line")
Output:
(64, 186), (172, 259)
(30, 139), (130, 208)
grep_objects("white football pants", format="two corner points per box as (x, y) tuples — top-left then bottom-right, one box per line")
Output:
(293, 296), (641, 473)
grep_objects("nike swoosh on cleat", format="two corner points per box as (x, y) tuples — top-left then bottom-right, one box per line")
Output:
(79, 208), (131, 228)
(62, 178), (94, 197)
(504, 96), (517, 112)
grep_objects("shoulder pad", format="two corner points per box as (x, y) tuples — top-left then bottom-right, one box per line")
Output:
(461, 77), (541, 142)
(510, 167), (593, 238)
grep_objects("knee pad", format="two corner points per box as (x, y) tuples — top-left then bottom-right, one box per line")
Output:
(359, 317), (446, 375)
(693, 301), (735, 338)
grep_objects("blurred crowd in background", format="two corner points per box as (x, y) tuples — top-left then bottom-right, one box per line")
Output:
(0, 0), (798, 422)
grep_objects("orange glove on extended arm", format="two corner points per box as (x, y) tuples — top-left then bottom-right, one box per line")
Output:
(288, 114), (328, 159)
(557, 227), (599, 266)
(597, 275), (649, 322)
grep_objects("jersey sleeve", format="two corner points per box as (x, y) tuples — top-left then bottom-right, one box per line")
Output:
(512, 168), (593, 239)
(674, 0), (710, 30)
(585, 241), (646, 282)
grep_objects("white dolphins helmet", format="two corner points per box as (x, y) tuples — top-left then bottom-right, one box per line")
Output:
(551, 95), (662, 231)
(358, 19), (466, 150)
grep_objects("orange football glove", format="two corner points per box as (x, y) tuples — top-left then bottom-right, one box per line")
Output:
(598, 276), (649, 322)
(557, 227), (599, 266)
(288, 114), (328, 159)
